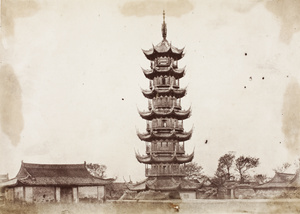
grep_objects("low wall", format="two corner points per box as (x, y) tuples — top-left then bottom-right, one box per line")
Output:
(255, 188), (289, 199)
(179, 191), (196, 199)
(234, 188), (256, 199)
(78, 186), (105, 202)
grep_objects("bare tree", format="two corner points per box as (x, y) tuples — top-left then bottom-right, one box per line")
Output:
(86, 163), (107, 178)
(235, 156), (259, 183)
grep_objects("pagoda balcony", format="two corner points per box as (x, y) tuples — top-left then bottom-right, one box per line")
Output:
(153, 76), (179, 88)
(156, 83), (171, 88)
(154, 57), (171, 67)
(155, 66), (171, 72)
(152, 101), (182, 109)
(146, 127), (181, 132)
(154, 83), (180, 89)
(146, 122), (184, 132)
(146, 144), (185, 154)
(152, 127), (184, 132)
(145, 168), (185, 177)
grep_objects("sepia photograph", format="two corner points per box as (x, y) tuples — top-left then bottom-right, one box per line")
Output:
(1, 0), (300, 213)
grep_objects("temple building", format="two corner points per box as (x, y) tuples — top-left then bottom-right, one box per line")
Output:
(128, 11), (199, 199)
(0, 161), (113, 203)
(253, 171), (297, 198)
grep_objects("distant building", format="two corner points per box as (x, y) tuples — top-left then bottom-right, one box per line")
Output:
(0, 174), (8, 183)
(105, 182), (127, 200)
(254, 171), (297, 198)
(0, 174), (9, 202)
(0, 162), (113, 203)
(128, 11), (199, 199)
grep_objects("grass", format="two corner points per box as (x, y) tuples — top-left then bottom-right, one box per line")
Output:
(1, 199), (300, 214)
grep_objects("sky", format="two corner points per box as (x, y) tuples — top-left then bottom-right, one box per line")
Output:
(1, 0), (300, 182)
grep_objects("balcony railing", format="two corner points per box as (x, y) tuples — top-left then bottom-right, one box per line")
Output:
(154, 57), (171, 67)
(145, 144), (185, 154)
(146, 120), (184, 132)
(152, 99), (181, 109)
(153, 77), (179, 88)
(145, 167), (185, 177)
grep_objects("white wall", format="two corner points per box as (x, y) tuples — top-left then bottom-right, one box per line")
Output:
(78, 186), (97, 200)
(97, 186), (105, 201)
(24, 187), (33, 202)
(179, 191), (196, 200)
(14, 187), (24, 201)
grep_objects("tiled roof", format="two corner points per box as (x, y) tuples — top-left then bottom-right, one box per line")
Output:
(142, 40), (184, 60)
(146, 177), (180, 191)
(126, 179), (147, 191)
(2, 162), (113, 187)
(288, 170), (300, 187)
(254, 172), (295, 189)
(127, 177), (199, 191)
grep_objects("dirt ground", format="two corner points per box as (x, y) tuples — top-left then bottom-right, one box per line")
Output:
(1, 199), (300, 214)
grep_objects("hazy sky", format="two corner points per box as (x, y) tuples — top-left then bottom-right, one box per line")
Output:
(1, 0), (300, 181)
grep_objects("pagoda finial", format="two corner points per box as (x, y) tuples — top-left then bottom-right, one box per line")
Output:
(161, 10), (167, 40)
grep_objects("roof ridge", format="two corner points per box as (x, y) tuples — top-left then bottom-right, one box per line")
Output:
(23, 162), (86, 169)
(277, 172), (295, 175)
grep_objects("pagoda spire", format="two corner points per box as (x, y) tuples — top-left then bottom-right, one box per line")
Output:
(161, 10), (167, 40)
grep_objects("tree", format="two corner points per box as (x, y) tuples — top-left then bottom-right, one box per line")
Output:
(273, 162), (291, 173)
(210, 152), (235, 189)
(183, 162), (204, 180)
(235, 156), (259, 183)
(211, 165), (227, 187)
(218, 153), (235, 180)
(253, 174), (270, 184)
(86, 163), (107, 178)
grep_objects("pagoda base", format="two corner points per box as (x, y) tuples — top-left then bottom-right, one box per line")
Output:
(124, 177), (199, 200)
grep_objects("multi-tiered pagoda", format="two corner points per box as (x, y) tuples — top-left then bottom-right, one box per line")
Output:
(128, 12), (198, 198)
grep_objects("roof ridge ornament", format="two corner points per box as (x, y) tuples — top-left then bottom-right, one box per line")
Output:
(162, 10), (167, 40)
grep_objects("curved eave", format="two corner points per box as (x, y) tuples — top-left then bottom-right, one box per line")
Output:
(142, 67), (154, 79)
(142, 66), (185, 79)
(176, 151), (194, 163)
(126, 179), (147, 191)
(172, 67), (185, 78)
(138, 107), (191, 120)
(141, 87), (187, 99)
(142, 45), (184, 61)
(175, 129), (193, 141)
(137, 129), (193, 142)
(136, 152), (194, 164)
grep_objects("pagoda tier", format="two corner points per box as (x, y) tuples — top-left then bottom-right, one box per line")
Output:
(135, 151), (194, 164)
(138, 107), (191, 120)
(142, 66), (185, 79)
(142, 40), (184, 61)
(141, 87), (187, 99)
(137, 129), (193, 142)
